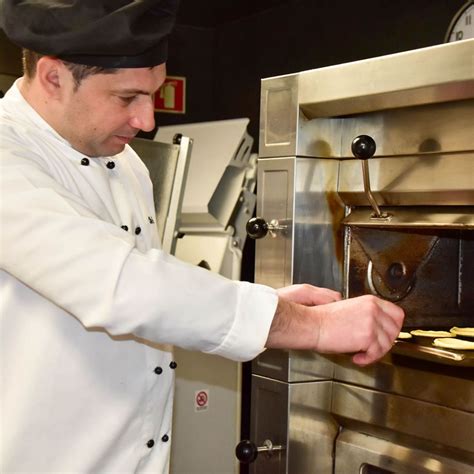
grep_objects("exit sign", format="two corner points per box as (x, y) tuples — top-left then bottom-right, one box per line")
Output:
(154, 76), (186, 114)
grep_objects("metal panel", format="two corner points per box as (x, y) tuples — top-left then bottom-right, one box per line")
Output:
(255, 157), (345, 290)
(293, 158), (345, 291)
(332, 355), (474, 412)
(253, 157), (343, 383)
(252, 349), (334, 383)
(259, 74), (299, 158)
(332, 382), (474, 457)
(255, 158), (294, 288)
(249, 376), (337, 474)
(155, 119), (253, 228)
(131, 137), (191, 255)
(250, 376), (289, 474)
(338, 153), (474, 207)
(339, 99), (474, 158)
(335, 430), (474, 474)
(260, 41), (474, 159)
(287, 380), (337, 474)
(298, 40), (474, 118)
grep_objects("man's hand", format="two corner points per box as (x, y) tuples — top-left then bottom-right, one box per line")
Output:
(277, 284), (341, 306)
(314, 295), (404, 366)
(266, 288), (404, 367)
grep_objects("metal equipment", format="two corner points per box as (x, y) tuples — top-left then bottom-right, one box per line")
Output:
(237, 39), (474, 473)
(131, 134), (192, 255)
(153, 119), (257, 474)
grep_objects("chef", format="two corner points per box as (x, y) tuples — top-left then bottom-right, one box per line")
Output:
(0, 0), (404, 472)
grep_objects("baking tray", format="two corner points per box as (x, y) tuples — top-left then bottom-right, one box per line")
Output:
(393, 339), (474, 367)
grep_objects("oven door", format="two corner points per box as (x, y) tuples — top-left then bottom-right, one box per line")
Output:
(335, 429), (474, 474)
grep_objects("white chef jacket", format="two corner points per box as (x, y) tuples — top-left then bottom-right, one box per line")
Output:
(0, 80), (278, 473)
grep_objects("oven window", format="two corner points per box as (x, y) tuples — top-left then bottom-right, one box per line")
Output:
(360, 464), (395, 474)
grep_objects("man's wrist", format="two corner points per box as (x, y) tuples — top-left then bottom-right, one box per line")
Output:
(265, 297), (322, 351)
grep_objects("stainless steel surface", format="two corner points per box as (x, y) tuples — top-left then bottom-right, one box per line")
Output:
(287, 380), (336, 474)
(332, 354), (474, 412)
(130, 137), (192, 254)
(259, 75), (299, 158)
(255, 158), (294, 288)
(338, 153), (474, 208)
(260, 41), (474, 158)
(338, 100), (474, 159)
(342, 207), (474, 228)
(249, 376), (337, 474)
(250, 40), (474, 473)
(249, 376), (289, 474)
(335, 429), (474, 473)
(255, 157), (344, 292)
(332, 382), (474, 458)
(252, 349), (334, 383)
(298, 40), (474, 118)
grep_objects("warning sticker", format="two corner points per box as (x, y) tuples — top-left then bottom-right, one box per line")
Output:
(194, 389), (209, 412)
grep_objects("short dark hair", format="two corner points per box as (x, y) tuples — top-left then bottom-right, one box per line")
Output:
(22, 49), (118, 89)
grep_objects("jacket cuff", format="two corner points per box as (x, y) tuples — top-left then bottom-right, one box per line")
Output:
(205, 281), (278, 362)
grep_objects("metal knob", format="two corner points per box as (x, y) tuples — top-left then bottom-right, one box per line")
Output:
(351, 135), (389, 219)
(351, 134), (376, 160)
(235, 439), (284, 464)
(246, 217), (287, 239)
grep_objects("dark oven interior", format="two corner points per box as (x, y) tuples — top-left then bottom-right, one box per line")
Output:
(346, 225), (473, 329)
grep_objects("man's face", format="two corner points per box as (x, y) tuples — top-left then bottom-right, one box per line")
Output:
(58, 64), (166, 157)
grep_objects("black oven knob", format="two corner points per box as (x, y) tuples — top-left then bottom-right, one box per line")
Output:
(235, 440), (258, 463)
(246, 217), (269, 239)
(351, 134), (376, 160)
(236, 439), (284, 464)
(246, 217), (288, 239)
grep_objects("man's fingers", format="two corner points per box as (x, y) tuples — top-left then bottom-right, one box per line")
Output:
(352, 313), (400, 366)
(375, 297), (405, 324)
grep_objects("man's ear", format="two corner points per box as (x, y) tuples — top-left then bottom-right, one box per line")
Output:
(35, 57), (66, 99)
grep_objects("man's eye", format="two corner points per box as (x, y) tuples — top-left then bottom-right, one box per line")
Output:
(119, 96), (135, 104)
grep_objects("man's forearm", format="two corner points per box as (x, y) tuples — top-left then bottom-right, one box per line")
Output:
(265, 298), (321, 350)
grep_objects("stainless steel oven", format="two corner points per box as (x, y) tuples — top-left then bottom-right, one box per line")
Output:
(236, 39), (474, 473)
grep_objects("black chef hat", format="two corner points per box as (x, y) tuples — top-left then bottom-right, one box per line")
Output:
(0, 0), (179, 68)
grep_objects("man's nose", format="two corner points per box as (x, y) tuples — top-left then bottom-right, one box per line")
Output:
(129, 98), (155, 132)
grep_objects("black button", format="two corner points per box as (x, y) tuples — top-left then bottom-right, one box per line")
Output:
(161, 434), (169, 443)
(148, 216), (155, 224)
(81, 158), (89, 166)
(121, 225), (129, 231)
(169, 361), (177, 370)
(106, 161), (115, 169)
(154, 366), (163, 375)
(146, 439), (155, 448)
(135, 227), (141, 235)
